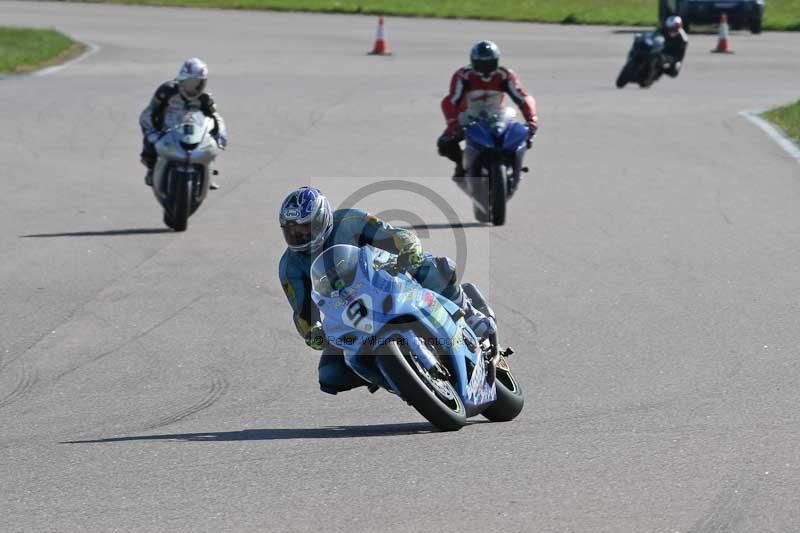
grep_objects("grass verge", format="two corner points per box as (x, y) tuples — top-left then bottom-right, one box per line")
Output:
(77, 0), (800, 30)
(0, 27), (84, 75)
(764, 100), (800, 144)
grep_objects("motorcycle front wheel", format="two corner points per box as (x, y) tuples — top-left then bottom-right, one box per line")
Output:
(490, 162), (507, 226)
(172, 173), (192, 232)
(616, 61), (636, 88)
(376, 337), (466, 431)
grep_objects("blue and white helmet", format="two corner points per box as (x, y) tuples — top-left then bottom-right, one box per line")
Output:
(279, 187), (333, 253)
(176, 57), (208, 98)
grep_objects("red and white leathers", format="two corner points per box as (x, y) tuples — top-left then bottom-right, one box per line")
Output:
(441, 66), (538, 137)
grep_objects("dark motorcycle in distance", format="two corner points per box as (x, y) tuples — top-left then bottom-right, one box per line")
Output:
(459, 107), (530, 226)
(616, 32), (665, 89)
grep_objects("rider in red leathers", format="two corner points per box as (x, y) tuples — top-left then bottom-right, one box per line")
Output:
(437, 40), (538, 180)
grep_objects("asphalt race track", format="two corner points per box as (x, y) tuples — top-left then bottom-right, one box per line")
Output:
(2, 2), (799, 531)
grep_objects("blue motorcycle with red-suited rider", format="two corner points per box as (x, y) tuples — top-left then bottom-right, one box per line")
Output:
(459, 107), (531, 226)
(310, 244), (524, 431)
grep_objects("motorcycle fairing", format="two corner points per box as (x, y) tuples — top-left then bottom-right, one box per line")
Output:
(311, 245), (496, 409)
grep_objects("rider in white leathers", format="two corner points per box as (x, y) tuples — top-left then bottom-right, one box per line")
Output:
(139, 58), (228, 189)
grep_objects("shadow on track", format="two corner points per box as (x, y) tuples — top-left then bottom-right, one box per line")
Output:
(61, 422), (454, 443)
(21, 228), (172, 238)
(400, 222), (485, 231)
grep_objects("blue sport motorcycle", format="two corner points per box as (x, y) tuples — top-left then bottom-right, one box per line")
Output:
(460, 107), (531, 226)
(310, 245), (524, 431)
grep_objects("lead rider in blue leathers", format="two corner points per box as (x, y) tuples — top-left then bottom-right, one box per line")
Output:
(278, 186), (496, 395)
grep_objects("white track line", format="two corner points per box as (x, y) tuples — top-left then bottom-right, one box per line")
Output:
(32, 40), (100, 77)
(740, 109), (800, 164)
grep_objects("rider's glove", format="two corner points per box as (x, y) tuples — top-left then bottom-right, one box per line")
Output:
(526, 124), (537, 148)
(397, 245), (424, 273)
(217, 133), (228, 149)
(305, 322), (325, 351)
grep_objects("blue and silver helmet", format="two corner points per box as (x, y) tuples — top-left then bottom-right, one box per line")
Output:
(279, 187), (333, 253)
(470, 40), (500, 79)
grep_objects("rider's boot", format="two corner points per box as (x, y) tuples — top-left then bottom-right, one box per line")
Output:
(454, 290), (496, 341)
(141, 156), (154, 187)
(452, 163), (466, 183)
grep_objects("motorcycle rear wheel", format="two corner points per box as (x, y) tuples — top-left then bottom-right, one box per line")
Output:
(482, 357), (524, 421)
(377, 338), (466, 432)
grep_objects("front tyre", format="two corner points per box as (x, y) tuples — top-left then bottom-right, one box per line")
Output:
(172, 173), (191, 232)
(616, 61), (635, 88)
(377, 338), (466, 431)
(482, 357), (524, 421)
(489, 162), (507, 226)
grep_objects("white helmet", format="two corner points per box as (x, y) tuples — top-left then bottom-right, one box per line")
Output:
(665, 15), (683, 36)
(176, 57), (208, 98)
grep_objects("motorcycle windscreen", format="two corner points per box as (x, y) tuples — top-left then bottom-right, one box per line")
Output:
(177, 111), (209, 146)
(310, 244), (361, 297)
(465, 123), (496, 149)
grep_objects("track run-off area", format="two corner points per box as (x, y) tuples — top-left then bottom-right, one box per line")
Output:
(1, 2), (799, 531)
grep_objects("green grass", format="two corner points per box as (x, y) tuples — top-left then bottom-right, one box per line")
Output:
(764, 100), (800, 144)
(81, 0), (800, 30)
(0, 27), (75, 74)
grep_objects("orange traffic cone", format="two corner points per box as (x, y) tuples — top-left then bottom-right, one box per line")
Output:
(368, 16), (391, 56)
(712, 13), (734, 53)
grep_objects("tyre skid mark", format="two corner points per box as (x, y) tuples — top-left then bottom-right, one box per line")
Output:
(53, 293), (207, 383)
(0, 366), (37, 410)
(689, 475), (750, 533)
(141, 368), (228, 431)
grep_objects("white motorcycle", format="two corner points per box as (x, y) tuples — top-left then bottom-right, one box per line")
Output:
(152, 110), (223, 231)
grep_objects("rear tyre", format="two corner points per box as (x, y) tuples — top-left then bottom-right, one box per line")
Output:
(376, 339), (466, 431)
(172, 174), (191, 232)
(482, 358), (525, 422)
(750, 16), (762, 34)
(638, 62), (659, 88)
(489, 162), (507, 226)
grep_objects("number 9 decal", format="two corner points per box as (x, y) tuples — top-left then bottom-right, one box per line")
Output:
(342, 295), (374, 333)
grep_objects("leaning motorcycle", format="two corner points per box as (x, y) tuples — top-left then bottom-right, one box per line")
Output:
(616, 32), (665, 89)
(459, 107), (530, 226)
(151, 111), (223, 232)
(310, 244), (524, 431)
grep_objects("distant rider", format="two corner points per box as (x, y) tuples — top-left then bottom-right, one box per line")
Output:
(659, 16), (688, 78)
(138, 58), (228, 189)
(437, 40), (538, 180)
(278, 186), (497, 395)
